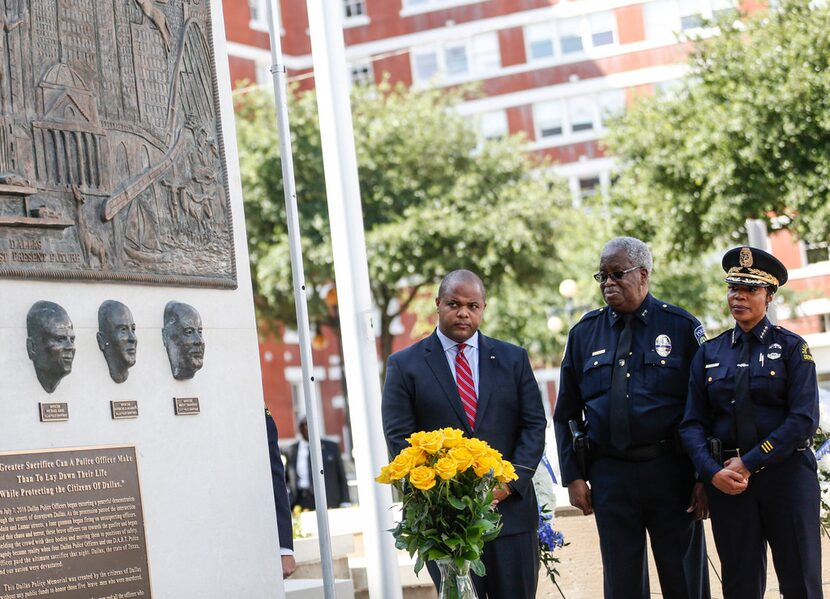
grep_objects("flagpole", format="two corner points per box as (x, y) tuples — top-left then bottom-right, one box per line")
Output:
(264, 2), (336, 597)
(304, 1), (404, 598)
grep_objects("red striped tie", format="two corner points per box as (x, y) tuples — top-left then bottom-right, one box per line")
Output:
(455, 343), (478, 429)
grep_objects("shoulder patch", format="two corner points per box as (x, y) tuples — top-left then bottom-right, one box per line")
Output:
(802, 342), (814, 363)
(693, 325), (707, 346)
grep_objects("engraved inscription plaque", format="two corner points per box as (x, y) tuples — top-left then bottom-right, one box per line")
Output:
(173, 397), (199, 415)
(0, 1), (236, 288)
(110, 401), (138, 420)
(0, 446), (152, 598)
(38, 402), (69, 422)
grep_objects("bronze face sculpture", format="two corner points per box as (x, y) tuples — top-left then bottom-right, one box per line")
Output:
(162, 301), (204, 380)
(97, 300), (137, 383)
(26, 301), (75, 393)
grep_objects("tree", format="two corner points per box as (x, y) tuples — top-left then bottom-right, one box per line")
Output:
(235, 81), (575, 369)
(605, 0), (830, 256)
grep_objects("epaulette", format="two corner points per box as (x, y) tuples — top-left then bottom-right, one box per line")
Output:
(655, 299), (699, 324)
(576, 307), (605, 324)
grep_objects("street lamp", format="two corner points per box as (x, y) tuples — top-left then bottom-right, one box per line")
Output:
(548, 278), (580, 334)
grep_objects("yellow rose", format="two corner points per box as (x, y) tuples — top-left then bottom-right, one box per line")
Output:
(441, 428), (465, 448)
(387, 452), (415, 480)
(434, 456), (458, 480)
(473, 455), (503, 478)
(465, 438), (491, 458)
(448, 446), (475, 471)
(400, 446), (428, 466)
(406, 431), (426, 447)
(375, 465), (393, 484)
(415, 430), (445, 454)
(409, 466), (437, 490)
(496, 460), (518, 483)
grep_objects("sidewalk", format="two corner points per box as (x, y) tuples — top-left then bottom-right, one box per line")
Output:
(538, 507), (830, 598)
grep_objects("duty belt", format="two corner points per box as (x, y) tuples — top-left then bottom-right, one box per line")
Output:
(597, 438), (676, 462)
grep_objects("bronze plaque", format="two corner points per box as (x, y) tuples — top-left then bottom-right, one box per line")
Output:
(173, 397), (199, 416)
(38, 402), (68, 422)
(0, 446), (152, 598)
(110, 401), (138, 420)
(0, 0), (236, 288)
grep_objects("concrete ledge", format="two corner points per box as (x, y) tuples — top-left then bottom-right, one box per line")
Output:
(349, 553), (434, 592)
(284, 578), (354, 599)
(294, 532), (355, 563)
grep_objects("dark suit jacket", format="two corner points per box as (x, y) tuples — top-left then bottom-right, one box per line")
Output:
(265, 409), (293, 551)
(286, 438), (351, 509)
(381, 330), (546, 536)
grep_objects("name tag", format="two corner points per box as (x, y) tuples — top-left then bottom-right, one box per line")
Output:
(591, 349), (606, 356)
(705, 363), (720, 369)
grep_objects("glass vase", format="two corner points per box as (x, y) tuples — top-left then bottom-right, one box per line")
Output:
(436, 558), (478, 599)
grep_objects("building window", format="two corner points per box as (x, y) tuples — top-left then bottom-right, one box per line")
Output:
(598, 90), (626, 125)
(525, 23), (555, 61)
(559, 18), (584, 54)
(533, 100), (564, 139)
(644, 0), (736, 39)
(344, 0), (365, 18)
(568, 98), (594, 132)
(249, 0), (266, 23)
(589, 12), (616, 47)
(806, 241), (830, 265)
(411, 32), (501, 84)
(350, 61), (374, 86)
(679, 0), (704, 30)
(413, 49), (439, 81)
(471, 32), (501, 73)
(479, 110), (508, 141)
(579, 177), (601, 199)
(533, 91), (625, 142)
(445, 44), (469, 76)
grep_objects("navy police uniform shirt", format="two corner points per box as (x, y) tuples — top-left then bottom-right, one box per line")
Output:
(554, 293), (705, 484)
(680, 317), (819, 481)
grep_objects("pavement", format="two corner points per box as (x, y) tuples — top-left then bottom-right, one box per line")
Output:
(537, 505), (830, 598)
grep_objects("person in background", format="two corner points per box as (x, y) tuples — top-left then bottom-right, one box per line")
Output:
(680, 246), (820, 598)
(266, 407), (296, 578)
(286, 416), (351, 510)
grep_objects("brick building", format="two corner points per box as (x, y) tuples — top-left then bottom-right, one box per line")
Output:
(222, 0), (830, 440)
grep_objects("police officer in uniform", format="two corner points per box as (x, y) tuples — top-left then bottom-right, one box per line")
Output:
(554, 237), (710, 599)
(680, 246), (820, 599)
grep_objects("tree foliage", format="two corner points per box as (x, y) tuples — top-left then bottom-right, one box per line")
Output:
(605, 0), (830, 255)
(235, 82), (576, 365)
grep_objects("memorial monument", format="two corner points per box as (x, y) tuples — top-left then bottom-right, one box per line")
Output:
(0, 2), (284, 597)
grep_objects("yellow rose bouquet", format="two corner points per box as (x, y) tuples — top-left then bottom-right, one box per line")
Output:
(376, 428), (518, 579)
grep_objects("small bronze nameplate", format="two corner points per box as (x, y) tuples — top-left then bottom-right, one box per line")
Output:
(111, 400), (139, 420)
(174, 397), (200, 416)
(39, 402), (69, 422)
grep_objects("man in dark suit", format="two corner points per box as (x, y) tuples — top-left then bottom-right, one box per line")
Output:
(265, 408), (296, 578)
(286, 417), (351, 510)
(382, 269), (547, 599)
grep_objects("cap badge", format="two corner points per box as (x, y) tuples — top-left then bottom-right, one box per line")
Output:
(740, 247), (753, 267)
(655, 335), (672, 358)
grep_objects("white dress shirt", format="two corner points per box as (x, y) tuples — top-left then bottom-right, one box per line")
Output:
(436, 328), (480, 396)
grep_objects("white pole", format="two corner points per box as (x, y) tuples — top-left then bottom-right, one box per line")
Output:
(304, 2), (403, 598)
(264, 2), (336, 597)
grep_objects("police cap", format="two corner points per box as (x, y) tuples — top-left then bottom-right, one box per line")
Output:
(722, 246), (788, 290)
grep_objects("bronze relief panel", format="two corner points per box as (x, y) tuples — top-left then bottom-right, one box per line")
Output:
(0, 0), (236, 287)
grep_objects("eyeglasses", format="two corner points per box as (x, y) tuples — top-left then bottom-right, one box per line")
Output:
(593, 266), (641, 283)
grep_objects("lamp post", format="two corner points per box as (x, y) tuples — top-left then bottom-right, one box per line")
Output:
(548, 278), (579, 335)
